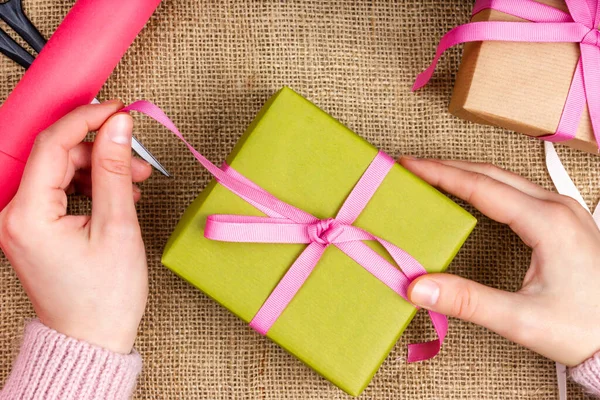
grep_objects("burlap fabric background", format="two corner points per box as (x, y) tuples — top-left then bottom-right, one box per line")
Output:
(1, 0), (599, 398)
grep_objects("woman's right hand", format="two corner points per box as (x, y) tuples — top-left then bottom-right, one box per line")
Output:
(401, 157), (600, 367)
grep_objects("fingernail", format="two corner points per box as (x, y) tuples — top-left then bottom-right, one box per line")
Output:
(410, 279), (440, 307)
(107, 114), (132, 145)
(133, 185), (141, 193)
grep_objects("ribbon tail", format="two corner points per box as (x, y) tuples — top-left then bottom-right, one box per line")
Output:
(407, 310), (448, 363)
(335, 240), (447, 362)
(413, 23), (474, 91)
(414, 22), (586, 91)
(123, 101), (317, 224)
(376, 238), (449, 362)
(544, 141), (589, 211)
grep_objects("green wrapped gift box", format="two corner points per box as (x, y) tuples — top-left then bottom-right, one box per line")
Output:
(162, 87), (476, 396)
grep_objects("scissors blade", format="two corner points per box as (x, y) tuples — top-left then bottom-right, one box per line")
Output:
(90, 98), (171, 176)
(131, 136), (171, 177)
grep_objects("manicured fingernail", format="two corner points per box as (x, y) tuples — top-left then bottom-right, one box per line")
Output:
(411, 279), (440, 307)
(107, 114), (132, 145)
(402, 155), (419, 161)
(133, 185), (141, 193)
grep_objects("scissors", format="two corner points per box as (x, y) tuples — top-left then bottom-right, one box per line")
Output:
(0, 0), (170, 176)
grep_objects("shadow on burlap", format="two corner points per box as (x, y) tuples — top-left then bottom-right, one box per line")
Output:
(0, 1), (597, 398)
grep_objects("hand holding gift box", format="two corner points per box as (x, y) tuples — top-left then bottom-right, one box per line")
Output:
(144, 88), (476, 396)
(415, 3), (600, 396)
(415, 0), (600, 154)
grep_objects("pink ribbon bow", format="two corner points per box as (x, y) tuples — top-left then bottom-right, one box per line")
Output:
(122, 100), (448, 363)
(414, 0), (600, 147)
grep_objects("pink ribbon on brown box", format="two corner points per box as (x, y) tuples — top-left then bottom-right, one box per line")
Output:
(414, 0), (600, 146)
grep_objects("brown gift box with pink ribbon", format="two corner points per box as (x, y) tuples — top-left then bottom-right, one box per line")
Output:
(447, 0), (599, 154)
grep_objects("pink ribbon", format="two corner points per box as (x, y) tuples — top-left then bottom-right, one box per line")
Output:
(414, 2), (598, 396)
(414, 0), (600, 147)
(122, 100), (448, 363)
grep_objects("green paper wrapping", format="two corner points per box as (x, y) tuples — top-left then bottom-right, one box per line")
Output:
(162, 87), (476, 396)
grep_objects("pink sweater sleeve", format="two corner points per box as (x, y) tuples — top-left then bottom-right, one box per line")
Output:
(571, 352), (600, 398)
(0, 320), (142, 400)
(571, 353), (600, 397)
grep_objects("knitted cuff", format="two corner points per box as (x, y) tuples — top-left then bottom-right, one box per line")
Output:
(570, 352), (600, 397)
(0, 320), (142, 400)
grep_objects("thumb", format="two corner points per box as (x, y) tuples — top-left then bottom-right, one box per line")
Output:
(91, 112), (138, 231)
(408, 273), (524, 341)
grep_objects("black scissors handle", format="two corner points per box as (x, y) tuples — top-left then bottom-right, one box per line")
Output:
(0, 26), (34, 69)
(0, 0), (46, 53)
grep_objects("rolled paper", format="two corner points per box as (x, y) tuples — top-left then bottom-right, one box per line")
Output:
(0, 0), (161, 210)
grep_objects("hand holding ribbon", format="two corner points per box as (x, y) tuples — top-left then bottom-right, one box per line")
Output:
(122, 100), (448, 363)
(414, 2), (600, 395)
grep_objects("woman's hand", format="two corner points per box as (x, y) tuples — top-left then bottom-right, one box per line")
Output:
(401, 157), (600, 367)
(0, 101), (152, 354)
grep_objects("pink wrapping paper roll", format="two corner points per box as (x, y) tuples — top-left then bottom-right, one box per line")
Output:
(0, 0), (161, 210)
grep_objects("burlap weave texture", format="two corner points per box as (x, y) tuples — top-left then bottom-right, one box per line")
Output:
(0, 1), (598, 398)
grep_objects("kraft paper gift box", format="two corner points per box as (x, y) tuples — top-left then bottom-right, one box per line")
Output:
(449, 0), (599, 154)
(162, 87), (476, 396)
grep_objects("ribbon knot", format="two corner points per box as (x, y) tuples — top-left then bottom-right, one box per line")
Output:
(122, 100), (449, 364)
(308, 218), (344, 245)
(582, 27), (600, 46)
